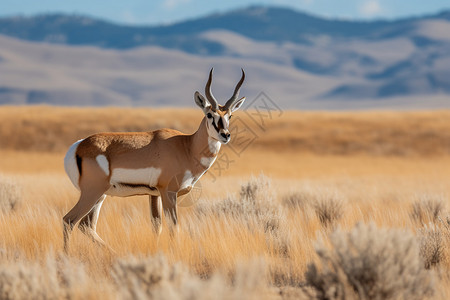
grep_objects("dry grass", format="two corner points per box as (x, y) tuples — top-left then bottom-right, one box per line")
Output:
(1, 106), (450, 299)
(0, 106), (450, 156)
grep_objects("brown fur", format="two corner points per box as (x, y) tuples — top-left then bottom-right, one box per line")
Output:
(63, 117), (217, 251)
(63, 69), (245, 252)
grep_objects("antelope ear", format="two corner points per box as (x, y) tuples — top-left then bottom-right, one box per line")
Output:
(230, 97), (245, 113)
(194, 91), (211, 110)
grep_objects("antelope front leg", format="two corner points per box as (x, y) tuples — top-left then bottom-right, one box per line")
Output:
(149, 195), (162, 235)
(160, 189), (178, 235)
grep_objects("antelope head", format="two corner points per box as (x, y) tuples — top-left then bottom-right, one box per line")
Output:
(194, 68), (246, 144)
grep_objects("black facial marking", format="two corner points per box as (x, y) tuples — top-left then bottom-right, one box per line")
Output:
(217, 117), (224, 130)
(211, 117), (220, 133)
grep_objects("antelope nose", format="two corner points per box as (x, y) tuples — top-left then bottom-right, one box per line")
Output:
(221, 133), (230, 139)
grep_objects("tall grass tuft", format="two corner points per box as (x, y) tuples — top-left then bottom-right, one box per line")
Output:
(0, 174), (21, 214)
(305, 223), (435, 300)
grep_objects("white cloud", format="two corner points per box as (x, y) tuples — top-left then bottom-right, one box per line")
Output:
(360, 0), (383, 17)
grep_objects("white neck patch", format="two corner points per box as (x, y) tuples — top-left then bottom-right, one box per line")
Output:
(208, 137), (221, 154)
(200, 156), (217, 169)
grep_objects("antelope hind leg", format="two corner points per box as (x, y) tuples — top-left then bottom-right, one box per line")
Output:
(63, 158), (110, 252)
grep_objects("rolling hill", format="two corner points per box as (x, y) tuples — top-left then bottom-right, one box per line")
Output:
(0, 6), (450, 109)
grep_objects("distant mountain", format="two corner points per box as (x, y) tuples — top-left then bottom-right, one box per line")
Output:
(0, 6), (450, 108)
(2, 7), (449, 52)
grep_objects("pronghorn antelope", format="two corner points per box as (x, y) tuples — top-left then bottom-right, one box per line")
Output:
(63, 68), (245, 251)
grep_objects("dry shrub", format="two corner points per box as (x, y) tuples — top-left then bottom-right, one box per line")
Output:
(0, 174), (22, 214)
(313, 191), (344, 228)
(305, 223), (435, 300)
(113, 254), (268, 300)
(239, 174), (275, 203)
(196, 174), (284, 235)
(229, 259), (270, 299)
(282, 187), (344, 228)
(418, 224), (445, 269)
(282, 191), (310, 210)
(411, 194), (446, 224)
(0, 255), (98, 300)
(113, 254), (207, 300)
(0, 253), (269, 300)
(196, 175), (290, 261)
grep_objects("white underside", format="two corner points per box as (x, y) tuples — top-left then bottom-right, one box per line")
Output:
(110, 167), (162, 185)
(105, 185), (160, 197)
(106, 169), (199, 197)
(106, 167), (162, 197)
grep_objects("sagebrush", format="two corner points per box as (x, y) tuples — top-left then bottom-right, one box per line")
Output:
(305, 223), (435, 300)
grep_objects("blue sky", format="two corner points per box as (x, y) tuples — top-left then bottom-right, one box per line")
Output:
(1, 0), (450, 25)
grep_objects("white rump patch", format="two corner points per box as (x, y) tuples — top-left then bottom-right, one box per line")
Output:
(200, 156), (216, 168)
(208, 137), (221, 154)
(110, 167), (162, 187)
(96, 155), (110, 176)
(64, 139), (83, 190)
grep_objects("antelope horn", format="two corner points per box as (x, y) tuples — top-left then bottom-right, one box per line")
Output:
(224, 68), (245, 110)
(205, 68), (219, 111)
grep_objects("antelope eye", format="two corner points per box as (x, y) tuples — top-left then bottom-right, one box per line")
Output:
(229, 115), (232, 120)
(207, 113), (212, 119)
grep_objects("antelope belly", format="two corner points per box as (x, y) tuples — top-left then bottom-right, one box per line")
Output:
(108, 167), (162, 197)
(106, 183), (160, 197)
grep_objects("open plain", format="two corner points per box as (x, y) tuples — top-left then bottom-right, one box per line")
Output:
(0, 106), (450, 299)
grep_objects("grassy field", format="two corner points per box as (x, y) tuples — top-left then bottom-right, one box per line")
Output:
(1, 106), (450, 299)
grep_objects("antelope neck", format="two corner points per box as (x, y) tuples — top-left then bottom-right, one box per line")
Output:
(190, 117), (221, 160)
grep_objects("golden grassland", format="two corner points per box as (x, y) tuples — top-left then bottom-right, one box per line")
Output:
(1, 106), (450, 299)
